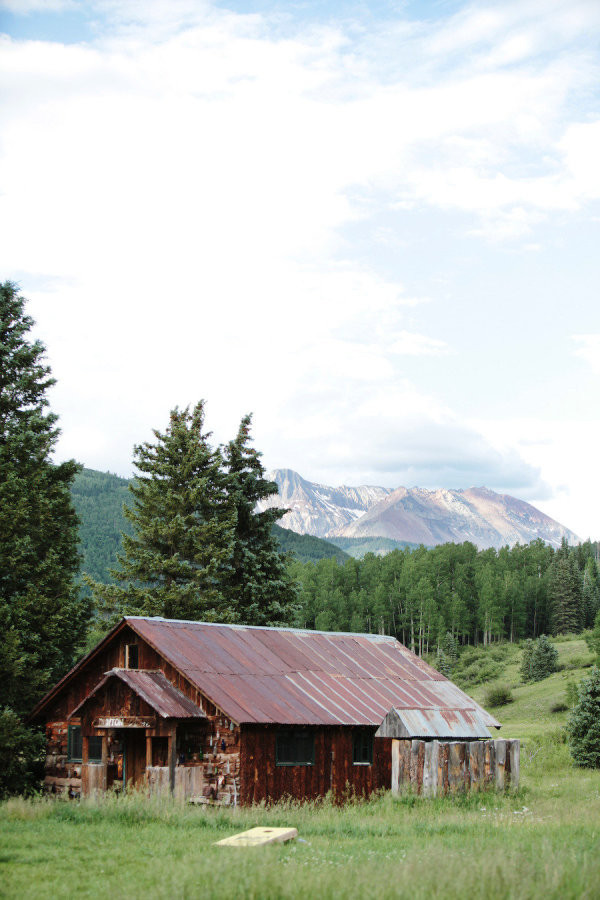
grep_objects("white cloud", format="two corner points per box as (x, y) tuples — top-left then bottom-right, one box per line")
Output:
(572, 335), (600, 374)
(389, 332), (448, 356)
(1, 0), (599, 534)
(472, 416), (600, 540)
(0, 0), (76, 11)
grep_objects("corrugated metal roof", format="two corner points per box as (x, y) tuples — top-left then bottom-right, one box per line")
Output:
(127, 617), (500, 729)
(375, 706), (492, 740)
(69, 669), (205, 720)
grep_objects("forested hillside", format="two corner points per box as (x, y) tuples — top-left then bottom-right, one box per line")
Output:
(71, 469), (132, 586)
(289, 539), (600, 649)
(72, 469), (600, 652)
(71, 469), (348, 588)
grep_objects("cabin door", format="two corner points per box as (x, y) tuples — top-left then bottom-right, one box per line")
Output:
(123, 730), (147, 790)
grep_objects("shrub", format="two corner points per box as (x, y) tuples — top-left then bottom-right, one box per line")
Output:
(550, 701), (568, 713)
(567, 666), (600, 767)
(0, 708), (45, 799)
(520, 635), (559, 682)
(483, 684), (513, 708)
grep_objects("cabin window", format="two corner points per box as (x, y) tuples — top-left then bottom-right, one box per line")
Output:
(125, 644), (139, 669)
(276, 730), (314, 766)
(67, 726), (102, 762)
(353, 730), (373, 765)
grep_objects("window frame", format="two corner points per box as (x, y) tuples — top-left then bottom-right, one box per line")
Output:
(67, 725), (103, 763)
(275, 729), (315, 767)
(352, 729), (374, 766)
(125, 643), (139, 669)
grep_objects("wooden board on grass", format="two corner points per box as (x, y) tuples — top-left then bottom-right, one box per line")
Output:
(215, 827), (298, 847)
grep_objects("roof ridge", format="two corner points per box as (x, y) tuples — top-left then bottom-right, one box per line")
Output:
(124, 616), (397, 642)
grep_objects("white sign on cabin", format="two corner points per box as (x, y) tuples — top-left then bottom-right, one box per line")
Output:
(94, 716), (155, 728)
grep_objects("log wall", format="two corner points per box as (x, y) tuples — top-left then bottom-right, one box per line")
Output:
(391, 738), (519, 795)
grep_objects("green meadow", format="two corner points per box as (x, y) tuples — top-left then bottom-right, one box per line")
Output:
(1, 636), (599, 900)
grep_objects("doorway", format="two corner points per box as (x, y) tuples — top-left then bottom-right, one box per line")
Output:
(123, 730), (147, 789)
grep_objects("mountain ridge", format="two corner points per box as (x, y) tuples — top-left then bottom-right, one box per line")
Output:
(257, 469), (579, 551)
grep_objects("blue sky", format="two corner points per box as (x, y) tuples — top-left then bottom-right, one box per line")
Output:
(1, 0), (599, 538)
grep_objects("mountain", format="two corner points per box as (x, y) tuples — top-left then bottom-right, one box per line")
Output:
(256, 468), (391, 538)
(257, 470), (580, 551)
(71, 468), (348, 588)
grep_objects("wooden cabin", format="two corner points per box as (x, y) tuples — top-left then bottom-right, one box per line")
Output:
(30, 616), (503, 804)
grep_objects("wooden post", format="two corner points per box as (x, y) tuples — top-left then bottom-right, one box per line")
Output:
(168, 726), (177, 794)
(448, 742), (465, 793)
(423, 741), (438, 797)
(146, 736), (153, 770)
(495, 739), (506, 790)
(82, 735), (89, 765)
(391, 740), (400, 793)
(470, 740), (484, 791)
(509, 740), (520, 790)
(101, 734), (108, 767)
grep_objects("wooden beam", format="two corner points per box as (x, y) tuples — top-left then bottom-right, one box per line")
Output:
(168, 726), (177, 794)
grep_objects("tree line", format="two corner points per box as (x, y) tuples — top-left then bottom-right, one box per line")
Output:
(288, 537), (600, 650)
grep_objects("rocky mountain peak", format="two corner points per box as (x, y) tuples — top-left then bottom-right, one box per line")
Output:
(257, 469), (579, 551)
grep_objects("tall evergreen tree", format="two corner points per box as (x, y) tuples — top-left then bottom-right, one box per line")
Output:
(222, 414), (297, 625)
(549, 554), (584, 635)
(582, 558), (600, 628)
(89, 402), (236, 623)
(0, 282), (85, 794)
(0, 282), (86, 717)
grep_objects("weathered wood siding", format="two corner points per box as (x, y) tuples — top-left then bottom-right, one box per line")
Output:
(240, 726), (391, 804)
(390, 738), (520, 795)
(41, 625), (241, 800)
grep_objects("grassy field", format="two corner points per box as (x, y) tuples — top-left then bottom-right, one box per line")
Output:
(1, 637), (599, 900)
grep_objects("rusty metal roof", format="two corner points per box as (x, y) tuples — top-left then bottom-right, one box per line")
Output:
(69, 668), (206, 720)
(375, 706), (492, 740)
(126, 617), (500, 729)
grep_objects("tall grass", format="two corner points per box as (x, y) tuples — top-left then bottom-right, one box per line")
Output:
(2, 635), (600, 898)
(2, 765), (600, 899)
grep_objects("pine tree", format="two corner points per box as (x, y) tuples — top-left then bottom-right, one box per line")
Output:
(585, 609), (600, 665)
(582, 559), (600, 628)
(0, 282), (86, 716)
(0, 282), (85, 793)
(435, 647), (453, 678)
(567, 666), (600, 768)
(89, 402), (236, 623)
(531, 634), (558, 681)
(222, 414), (297, 625)
(440, 631), (458, 665)
(549, 555), (584, 635)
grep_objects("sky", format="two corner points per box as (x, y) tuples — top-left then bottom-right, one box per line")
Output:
(1, 0), (599, 540)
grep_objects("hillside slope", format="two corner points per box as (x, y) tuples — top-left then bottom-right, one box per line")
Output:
(71, 468), (348, 586)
